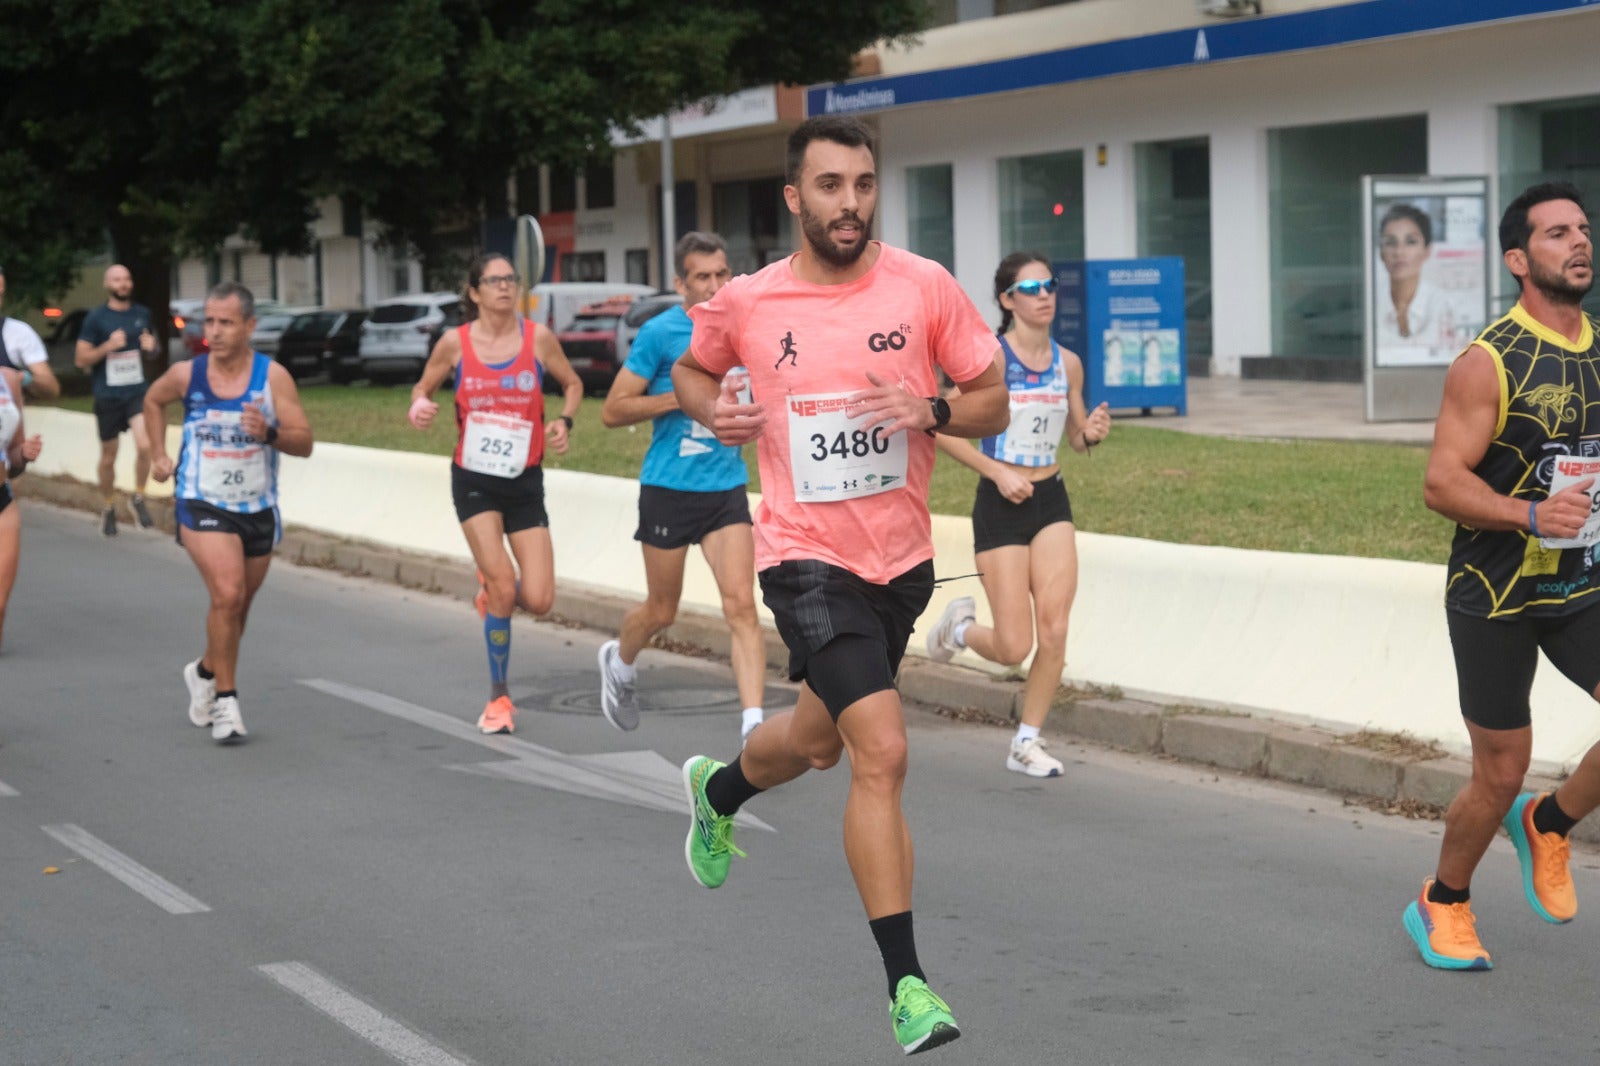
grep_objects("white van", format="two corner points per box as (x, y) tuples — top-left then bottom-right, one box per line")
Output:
(524, 283), (656, 335)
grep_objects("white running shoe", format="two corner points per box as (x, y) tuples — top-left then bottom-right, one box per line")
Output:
(183, 659), (216, 727)
(598, 640), (640, 731)
(211, 695), (247, 743)
(1006, 736), (1064, 778)
(924, 596), (975, 663)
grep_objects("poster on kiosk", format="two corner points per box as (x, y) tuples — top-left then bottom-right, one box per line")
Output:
(1052, 257), (1187, 415)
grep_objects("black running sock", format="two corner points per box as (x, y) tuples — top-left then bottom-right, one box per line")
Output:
(1427, 878), (1470, 905)
(869, 911), (925, 1000)
(1533, 792), (1579, 837)
(197, 661), (215, 681)
(216, 689), (237, 700)
(704, 755), (763, 817)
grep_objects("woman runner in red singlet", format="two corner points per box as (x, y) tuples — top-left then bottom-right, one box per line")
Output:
(408, 254), (582, 734)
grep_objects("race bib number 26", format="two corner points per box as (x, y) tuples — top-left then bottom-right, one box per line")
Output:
(787, 391), (907, 503)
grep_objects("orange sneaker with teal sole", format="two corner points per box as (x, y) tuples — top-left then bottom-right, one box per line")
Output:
(1403, 878), (1491, 971)
(1503, 791), (1577, 924)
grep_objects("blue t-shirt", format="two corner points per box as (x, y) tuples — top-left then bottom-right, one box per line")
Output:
(79, 302), (152, 402)
(623, 305), (747, 492)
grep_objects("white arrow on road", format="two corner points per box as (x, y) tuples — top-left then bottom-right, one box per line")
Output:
(299, 679), (773, 831)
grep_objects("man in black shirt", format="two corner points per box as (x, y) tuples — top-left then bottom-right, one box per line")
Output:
(75, 264), (157, 535)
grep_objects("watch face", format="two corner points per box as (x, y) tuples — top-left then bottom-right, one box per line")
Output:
(933, 397), (951, 424)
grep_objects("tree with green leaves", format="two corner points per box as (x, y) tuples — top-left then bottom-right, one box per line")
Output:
(0, 0), (929, 350)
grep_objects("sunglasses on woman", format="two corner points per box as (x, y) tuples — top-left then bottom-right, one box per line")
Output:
(1005, 278), (1057, 297)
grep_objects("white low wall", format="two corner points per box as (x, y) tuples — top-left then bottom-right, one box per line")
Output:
(24, 407), (1599, 771)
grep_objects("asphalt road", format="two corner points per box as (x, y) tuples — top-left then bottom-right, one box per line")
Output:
(3, 502), (1598, 1065)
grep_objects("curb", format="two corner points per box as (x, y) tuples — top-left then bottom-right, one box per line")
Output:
(16, 472), (1584, 844)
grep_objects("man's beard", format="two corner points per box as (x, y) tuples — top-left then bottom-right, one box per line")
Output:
(1529, 256), (1592, 307)
(799, 198), (871, 270)
(109, 286), (134, 300)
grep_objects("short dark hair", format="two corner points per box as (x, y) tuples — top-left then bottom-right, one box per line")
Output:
(206, 281), (255, 319)
(1499, 181), (1587, 255)
(785, 116), (875, 186)
(1379, 203), (1431, 246)
(674, 232), (726, 279)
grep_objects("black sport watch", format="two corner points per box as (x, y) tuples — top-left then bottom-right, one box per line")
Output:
(925, 396), (951, 436)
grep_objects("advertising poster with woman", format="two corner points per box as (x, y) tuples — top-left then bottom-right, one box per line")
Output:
(1367, 177), (1490, 369)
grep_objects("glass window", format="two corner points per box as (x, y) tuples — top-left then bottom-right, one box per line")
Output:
(584, 159), (616, 210)
(999, 149), (1084, 262)
(906, 163), (955, 271)
(1498, 94), (1600, 317)
(713, 178), (792, 276)
(1269, 115), (1426, 360)
(563, 250), (606, 282)
(549, 164), (578, 214)
(1137, 138), (1212, 356)
(625, 248), (650, 286)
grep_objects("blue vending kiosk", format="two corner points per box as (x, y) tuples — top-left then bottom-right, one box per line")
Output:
(1052, 257), (1187, 415)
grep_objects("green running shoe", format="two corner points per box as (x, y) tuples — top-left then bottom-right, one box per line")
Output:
(682, 756), (744, 889)
(890, 976), (961, 1055)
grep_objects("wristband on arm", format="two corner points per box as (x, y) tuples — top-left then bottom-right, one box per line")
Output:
(1529, 500), (1543, 539)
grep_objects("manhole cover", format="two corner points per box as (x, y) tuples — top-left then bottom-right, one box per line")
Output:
(512, 670), (794, 719)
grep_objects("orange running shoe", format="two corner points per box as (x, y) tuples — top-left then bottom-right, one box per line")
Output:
(474, 570), (489, 621)
(1402, 878), (1491, 970)
(1503, 791), (1577, 924)
(477, 695), (516, 735)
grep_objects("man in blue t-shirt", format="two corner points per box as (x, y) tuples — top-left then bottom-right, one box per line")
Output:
(75, 264), (157, 536)
(596, 232), (765, 737)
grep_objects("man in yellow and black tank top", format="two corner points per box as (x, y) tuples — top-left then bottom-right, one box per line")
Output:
(1406, 182), (1600, 974)
(1444, 302), (1600, 617)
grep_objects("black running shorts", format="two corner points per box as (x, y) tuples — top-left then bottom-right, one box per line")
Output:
(175, 498), (280, 558)
(94, 392), (147, 442)
(1446, 603), (1600, 730)
(759, 558), (935, 719)
(972, 472), (1074, 554)
(451, 463), (548, 533)
(635, 485), (751, 550)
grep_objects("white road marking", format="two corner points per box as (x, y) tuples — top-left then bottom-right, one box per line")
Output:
(258, 961), (477, 1066)
(0, 779), (18, 796)
(299, 678), (772, 830)
(40, 824), (210, 915)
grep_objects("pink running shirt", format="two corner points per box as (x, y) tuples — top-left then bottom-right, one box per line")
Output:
(688, 243), (998, 584)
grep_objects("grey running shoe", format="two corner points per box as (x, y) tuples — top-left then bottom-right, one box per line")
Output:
(924, 596), (975, 663)
(211, 695), (247, 743)
(100, 506), (118, 537)
(128, 494), (154, 529)
(598, 639), (640, 731)
(182, 659), (216, 727)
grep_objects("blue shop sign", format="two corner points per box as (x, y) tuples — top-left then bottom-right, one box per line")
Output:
(1053, 258), (1187, 415)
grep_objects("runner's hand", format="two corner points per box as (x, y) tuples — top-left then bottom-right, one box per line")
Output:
(151, 455), (175, 483)
(546, 417), (570, 455)
(107, 328), (128, 351)
(1534, 477), (1596, 539)
(1084, 401), (1111, 444)
(140, 330), (157, 354)
(992, 465), (1035, 504)
(408, 396), (439, 430)
(711, 372), (765, 446)
(849, 371), (928, 437)
(241, 402), (269, 441)
(20, 434), (42, 462)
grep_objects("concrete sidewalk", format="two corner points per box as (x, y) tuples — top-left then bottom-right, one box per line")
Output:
(1118, 375), (1437, 446)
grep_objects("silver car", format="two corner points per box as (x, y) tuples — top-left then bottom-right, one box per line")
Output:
(359, 292), (464, 384)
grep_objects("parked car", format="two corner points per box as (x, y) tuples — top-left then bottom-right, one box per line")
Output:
(251, 307), (316, 358)
(525, 282), (656, 335)
(554, 296), (635, 394)
(615, 292), (682, 368)
(359, 292), (463, 384)
(275, 309), (367, 381)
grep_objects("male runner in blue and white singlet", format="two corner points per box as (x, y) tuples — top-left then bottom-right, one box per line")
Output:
(144, 282), (314, 743)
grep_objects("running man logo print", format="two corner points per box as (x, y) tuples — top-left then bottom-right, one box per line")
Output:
(775, 330), (798, 370)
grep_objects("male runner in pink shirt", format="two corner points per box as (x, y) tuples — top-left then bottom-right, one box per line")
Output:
(672, 115), (1008, 1056)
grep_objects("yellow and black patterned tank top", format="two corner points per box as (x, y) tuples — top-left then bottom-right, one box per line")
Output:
(1446, 304), (1600, 619)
